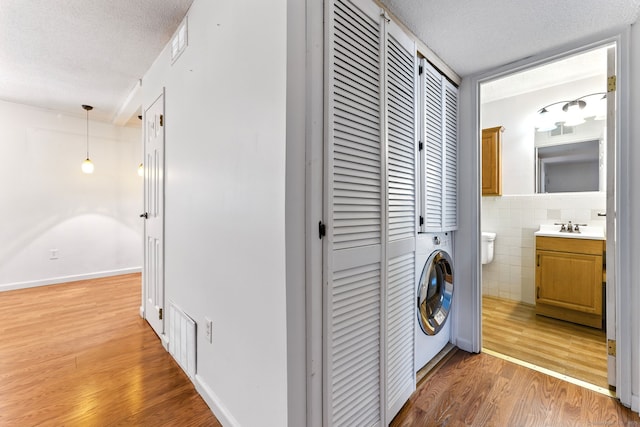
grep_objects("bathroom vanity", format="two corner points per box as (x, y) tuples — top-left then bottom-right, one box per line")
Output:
(534, 224), (605, 329)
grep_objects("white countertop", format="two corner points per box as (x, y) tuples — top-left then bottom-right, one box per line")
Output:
(534, 224), (605, 240)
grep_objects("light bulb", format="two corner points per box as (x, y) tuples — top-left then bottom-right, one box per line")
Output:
(82, 158), (94, 174)
(535, 109), (558, 132)
(137, 163), (144, 177)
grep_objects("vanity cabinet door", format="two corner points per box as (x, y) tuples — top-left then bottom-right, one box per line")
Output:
(536, 250), (603, 315)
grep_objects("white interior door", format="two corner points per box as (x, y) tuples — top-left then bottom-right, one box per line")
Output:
(143, 92), (165, 337)
(605, 45), (616, 388)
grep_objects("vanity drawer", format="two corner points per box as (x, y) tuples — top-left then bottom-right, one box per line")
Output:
(535, 236), (604, 255)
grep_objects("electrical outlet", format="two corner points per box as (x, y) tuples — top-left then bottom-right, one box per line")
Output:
(205, 317), (213, 343)
(49, 249), (59, 260)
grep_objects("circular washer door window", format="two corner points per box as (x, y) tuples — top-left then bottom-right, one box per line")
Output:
(417, 249), (454, 336)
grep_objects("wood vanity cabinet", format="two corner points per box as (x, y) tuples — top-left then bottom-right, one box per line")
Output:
(535, 236), (604, 328)
(481, 126), (503, 196)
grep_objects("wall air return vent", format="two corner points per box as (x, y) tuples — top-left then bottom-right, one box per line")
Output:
(171, 17), (188, 64)
(550, 123), (574, 137)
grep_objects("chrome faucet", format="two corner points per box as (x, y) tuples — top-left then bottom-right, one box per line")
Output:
(554, 221), (588, 233)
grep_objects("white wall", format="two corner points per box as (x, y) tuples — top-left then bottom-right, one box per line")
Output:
(481, 76), (604, 195)
(0, 100), (142, 290)
(481, 193), (606, 304)
(140, 0), (289, 425)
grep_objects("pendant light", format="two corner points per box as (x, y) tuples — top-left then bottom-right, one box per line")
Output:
(81, 104), (94, 174)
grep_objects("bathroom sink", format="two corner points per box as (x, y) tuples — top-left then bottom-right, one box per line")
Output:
(534, 224), (605, 240)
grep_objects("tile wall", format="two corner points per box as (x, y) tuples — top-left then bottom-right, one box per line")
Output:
(481, 192), (606, 305)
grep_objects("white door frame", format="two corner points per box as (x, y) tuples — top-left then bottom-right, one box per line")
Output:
(464, 31), (632, 407)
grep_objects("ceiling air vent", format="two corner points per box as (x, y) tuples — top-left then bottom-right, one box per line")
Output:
(171, 17), (188, 64)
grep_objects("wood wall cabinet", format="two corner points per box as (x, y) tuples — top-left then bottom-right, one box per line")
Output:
(482, 126), (503, 196)
(535, 236), (604, 328)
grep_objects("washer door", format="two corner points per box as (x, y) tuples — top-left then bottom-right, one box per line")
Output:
(417, 249), (454, 335)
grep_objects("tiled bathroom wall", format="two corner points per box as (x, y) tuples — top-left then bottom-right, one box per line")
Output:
(481, 192), (606, 305)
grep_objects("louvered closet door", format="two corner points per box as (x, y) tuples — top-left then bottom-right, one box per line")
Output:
(325, 0), (384, 425)
(384, 20), (416, 423)
(421, 61), (444, 232)
(443, 81), (458, 230)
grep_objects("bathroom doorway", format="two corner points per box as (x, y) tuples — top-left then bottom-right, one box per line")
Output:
(479, 43), (617, 393)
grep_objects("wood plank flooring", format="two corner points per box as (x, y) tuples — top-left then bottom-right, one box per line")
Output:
(482, 295), (608, 389)
(391, 349), (640, 426)
(0, 274), (220, 426)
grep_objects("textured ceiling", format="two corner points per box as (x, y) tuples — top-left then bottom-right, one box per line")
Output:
(380, 0), (640, 77)
(1, 0), (638, 125)
(0, 0), (193, 123)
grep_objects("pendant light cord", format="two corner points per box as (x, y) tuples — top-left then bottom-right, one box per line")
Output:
(86, 108), (89, 159)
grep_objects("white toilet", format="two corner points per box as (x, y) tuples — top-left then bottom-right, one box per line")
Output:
(481, 232), (496, 265)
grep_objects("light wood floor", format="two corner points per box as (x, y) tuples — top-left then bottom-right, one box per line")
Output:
(391, 348), (640, 426)
(482, 295), (608, 389)
(0, 274), (220, 426)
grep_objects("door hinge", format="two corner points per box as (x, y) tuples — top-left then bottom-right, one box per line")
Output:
(418, 65), (423, 75)
(608, 339), (616, 356)
(536, 286), (540, 300)
(159, 308), (163, 320)
(419, 216), (424, 226)
(607, 75), (616, 92)
(159, 114), (164, 126)
(418, 141), (424, 151)
(318, 221), (326, 239)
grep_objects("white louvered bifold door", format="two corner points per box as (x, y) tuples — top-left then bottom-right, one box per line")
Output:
(421, 60), (444, 232)
(443, 81), (458, 230)
(420, 61), (458, 232)
(325, 0), (384, 425)
(384, 20), (416, 423)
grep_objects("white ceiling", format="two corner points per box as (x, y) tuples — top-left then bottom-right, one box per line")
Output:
(380, 0), (640, 77)
(0, 0), (638, 126)
(481, 47), (608, 104)
(0, 0), (193, 124)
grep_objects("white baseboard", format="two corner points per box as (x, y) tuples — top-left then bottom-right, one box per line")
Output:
(139, 305), (145, 318)
(0, 267), (142, 292)
(160, 333), (170, 351)
(195, 374), (241, 427)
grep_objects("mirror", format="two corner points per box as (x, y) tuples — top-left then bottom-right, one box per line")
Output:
(534, 119), (605, 193)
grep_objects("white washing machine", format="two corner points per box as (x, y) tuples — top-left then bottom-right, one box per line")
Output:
(415, 232), (455, 371)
